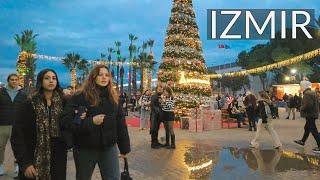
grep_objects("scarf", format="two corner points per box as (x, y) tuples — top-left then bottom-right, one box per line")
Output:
(31, 92), (63, 180)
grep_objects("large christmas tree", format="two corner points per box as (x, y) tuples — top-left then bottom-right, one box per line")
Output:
(158, 0), (211, 116)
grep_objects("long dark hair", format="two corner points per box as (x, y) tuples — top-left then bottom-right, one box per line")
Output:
(34, 69), (63, 97)
(78, 64), (118, 106)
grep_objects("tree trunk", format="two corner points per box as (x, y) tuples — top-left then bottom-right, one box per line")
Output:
(132, 66), (137, 93)
(128, 65), (132, 97)
(140, 67), (147, 93)
(259, 74), (266, 91)
(71, 68), (77, 90)
(147, 68), (152, 90)
(116, 65), (120, 91)
(120, 66), (124, 93)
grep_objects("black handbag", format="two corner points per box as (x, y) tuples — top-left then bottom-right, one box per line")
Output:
(121, 157), (133, 180)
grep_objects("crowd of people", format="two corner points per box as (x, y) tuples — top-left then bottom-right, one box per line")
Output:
(215, 77), (320, 153)
(0, 66), (320, 179)
(0, 65), (130, 179)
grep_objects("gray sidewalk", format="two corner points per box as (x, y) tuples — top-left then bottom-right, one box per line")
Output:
(2, 109), (320, 179)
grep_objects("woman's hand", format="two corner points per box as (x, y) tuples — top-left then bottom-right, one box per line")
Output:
(24, 165), (37, 179)
(93, 114), (105, 125)
(80, 112), (87, 120)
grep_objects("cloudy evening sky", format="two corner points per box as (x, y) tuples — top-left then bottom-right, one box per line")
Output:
(0, 0), (319, 85)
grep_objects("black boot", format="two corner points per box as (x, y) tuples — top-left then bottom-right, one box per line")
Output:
(170, 135), (176, 149)
(164, 134), (170, 147)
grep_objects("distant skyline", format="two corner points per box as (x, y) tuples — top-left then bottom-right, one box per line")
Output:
(0, 0), (319, 84)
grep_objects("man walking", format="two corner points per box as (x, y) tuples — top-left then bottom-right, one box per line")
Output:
(294, 80), (320, 153)
(0, 74), (27, 177)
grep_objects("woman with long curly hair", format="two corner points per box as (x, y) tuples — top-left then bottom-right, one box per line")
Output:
(61, 64), (130, 180)
(11, 69), (68, 180)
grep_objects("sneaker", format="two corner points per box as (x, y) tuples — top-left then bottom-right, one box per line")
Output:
(312, 147), (320, 153)
(0, 164), (4, 176)
(294, 140), (305, 146)
(249, 143), (258, 148)
(274, 146), (282, 150)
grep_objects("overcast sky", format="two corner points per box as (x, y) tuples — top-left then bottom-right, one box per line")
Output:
(0, 0), (319, 85)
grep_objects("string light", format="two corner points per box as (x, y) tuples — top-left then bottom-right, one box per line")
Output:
(207, 48), (320, 79)
(26, 53), (146, 66)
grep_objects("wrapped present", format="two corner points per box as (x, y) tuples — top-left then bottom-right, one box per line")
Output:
(180, 116), (190, 129)
(189, 118), (203, 132)
(190, 108), (200, 120)
(211, 110), (222, 121)
(203, 120), (214, 131)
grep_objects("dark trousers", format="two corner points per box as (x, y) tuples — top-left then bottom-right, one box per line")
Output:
(18, 138), (67, 180)
(248, 115), (257, 129)
(73, 146), (120, 180)
(302, 117), (320, 147)
(150, 111), (162, 145)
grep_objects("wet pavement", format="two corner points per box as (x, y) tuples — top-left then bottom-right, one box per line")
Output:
(2, 109), (320, 179)
(184, 145), (320, 179)
(126, 141), (320, 180)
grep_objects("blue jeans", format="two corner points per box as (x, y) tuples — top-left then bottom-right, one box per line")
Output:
(74, 145), (120, 180)
(140, 109), (150, 129)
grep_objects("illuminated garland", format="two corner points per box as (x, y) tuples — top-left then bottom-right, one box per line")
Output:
(26, 53), (147, 66)
(207, 48), (320, 79)
(159, 61), (207, 73)
(172, 5), (195, 17)
(165, 35), (202, 50)
(16, 51), (29, 87)
(163, 47), (204, 61)
(167, 24), (199, 38)
(174, 0), (193, 3)
(159, 0), (211, 117)
(170, 15), (197, 27)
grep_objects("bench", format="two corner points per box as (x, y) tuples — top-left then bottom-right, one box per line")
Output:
(221, 109), (238, 129)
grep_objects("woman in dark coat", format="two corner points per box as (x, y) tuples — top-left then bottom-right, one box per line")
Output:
(61, 64), (130, 180)
(244, 93), (258, 131)
(11, 69), (67, 180)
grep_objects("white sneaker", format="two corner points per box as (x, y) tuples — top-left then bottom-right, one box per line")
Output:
(250, 142), (259, 148)
(0, 164), (5, 176)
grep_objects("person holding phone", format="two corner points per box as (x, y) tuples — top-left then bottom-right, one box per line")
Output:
(61, 65), (130, 180)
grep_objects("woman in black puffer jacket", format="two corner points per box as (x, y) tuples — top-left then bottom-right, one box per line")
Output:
(61, 65), (130, 180)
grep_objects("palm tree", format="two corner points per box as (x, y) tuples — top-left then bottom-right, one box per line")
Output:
(115, 41), (121, 91)
(120, 57), (126, 92)
(147, 39), (155, 90)
(132, 45), (138, 94)
(107, 47), (115, 72)
(77, 59), (89, 84)
(100, 53), (106, 65)
(14, 30), (38, 87)
(62, 53), (81, 89)
(128, 34), (138, 97)
(139, 42), (148, 92)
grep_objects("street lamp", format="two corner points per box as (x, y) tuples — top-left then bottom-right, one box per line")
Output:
(290, 68), (297, 74)
(284, 76), (290, 81)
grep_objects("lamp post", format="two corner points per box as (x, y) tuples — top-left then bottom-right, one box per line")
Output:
(290, 68), (297, 83)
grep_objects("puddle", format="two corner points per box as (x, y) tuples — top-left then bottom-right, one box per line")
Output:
(184, 146), (320, 179)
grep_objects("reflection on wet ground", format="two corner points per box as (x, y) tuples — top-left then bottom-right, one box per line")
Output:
(184, 145), (320, 179)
